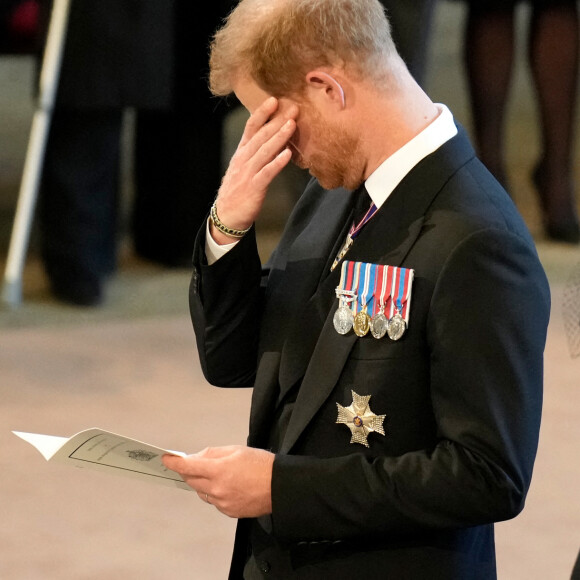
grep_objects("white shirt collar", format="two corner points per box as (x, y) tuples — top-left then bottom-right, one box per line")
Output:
(364, 104), (457, 209)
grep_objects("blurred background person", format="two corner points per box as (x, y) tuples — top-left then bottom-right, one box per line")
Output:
(451, 0), (579, 244)
(37, 0), (234, 306)
(132, 2), (234, 269)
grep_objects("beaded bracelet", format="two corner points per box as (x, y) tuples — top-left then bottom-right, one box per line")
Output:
(210, 202), (251, 239)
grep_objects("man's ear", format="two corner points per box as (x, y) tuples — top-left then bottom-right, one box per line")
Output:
(305, 70), (346, 109)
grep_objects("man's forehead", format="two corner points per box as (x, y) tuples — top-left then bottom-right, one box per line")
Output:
(232, 76), (272, 113)
(232, 75), (306, 113)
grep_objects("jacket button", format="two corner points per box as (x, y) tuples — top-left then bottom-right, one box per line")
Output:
(258, 559), (271, 573)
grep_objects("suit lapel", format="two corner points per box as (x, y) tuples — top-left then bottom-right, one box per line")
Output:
(248, 186), (356, 445)
(272, 190), (357, 397)
(276, 187), (378, 401)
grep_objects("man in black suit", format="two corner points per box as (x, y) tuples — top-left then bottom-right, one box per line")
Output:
(163, 0), (550, 578)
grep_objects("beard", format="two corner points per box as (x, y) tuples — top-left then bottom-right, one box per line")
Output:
(292, 108), (364, 191)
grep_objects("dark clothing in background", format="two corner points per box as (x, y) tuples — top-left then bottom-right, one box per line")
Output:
(49, 0), (174, 109)
(381, 0), (437, 86)
(132, 1), (234, 266)
(38, 0), (234, 304)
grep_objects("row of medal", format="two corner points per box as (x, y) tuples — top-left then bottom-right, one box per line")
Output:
(333, 260), (414, 340)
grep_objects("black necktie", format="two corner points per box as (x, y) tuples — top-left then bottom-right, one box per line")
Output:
(352, 185), (372, 225)
(329, 185), (373, 273)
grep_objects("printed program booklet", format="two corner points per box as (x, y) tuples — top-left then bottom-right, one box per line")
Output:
(13, 428), (190, 491)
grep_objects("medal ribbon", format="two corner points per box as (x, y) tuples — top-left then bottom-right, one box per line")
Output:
(372, 264), (390, 317)
(352, 262), (362, 315)
(400, 268), (414, 320)
(389, 267), (413, 321)
(338, 261), (414, 325)
(383, 265), (395, 317)
(349, 202), (378, 240)
(337, 260), (356, 295)
(371, 265), (382, 317)
(336, 260), (357, 305)
(330, 193), (377, 272)
(338, 260), (347, 291)
(357, 262), (376, 315)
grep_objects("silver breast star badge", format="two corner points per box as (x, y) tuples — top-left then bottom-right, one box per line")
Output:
(336, 390), (386, 447)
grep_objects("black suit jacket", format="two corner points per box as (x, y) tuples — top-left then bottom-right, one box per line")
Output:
(189, 126), (550, 579)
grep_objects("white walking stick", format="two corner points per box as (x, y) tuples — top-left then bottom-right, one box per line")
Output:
(1, 0), (71, 307)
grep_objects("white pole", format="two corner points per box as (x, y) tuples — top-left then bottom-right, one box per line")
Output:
(1, 0), (71, 307)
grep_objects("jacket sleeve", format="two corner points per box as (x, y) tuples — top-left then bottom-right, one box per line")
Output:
(189, 226), (266, 389)
(271, 228), (550, 540)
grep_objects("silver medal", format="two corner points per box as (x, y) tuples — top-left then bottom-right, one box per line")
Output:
(370, 311), (389, 339)
(333, 289), (356, 335)
(387, 312), (407, 341)
(333, 305), (355, 335)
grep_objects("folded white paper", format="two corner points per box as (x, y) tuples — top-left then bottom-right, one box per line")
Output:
(13, 428), (190, 491)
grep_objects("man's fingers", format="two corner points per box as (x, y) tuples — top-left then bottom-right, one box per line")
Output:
(214, 98), (298, 228)
(239, 99), (298, 159)
(162, 446), (237, 476)
(164, 447), (274, 517)
(197, 490), (212, 504)
(219, 118), (295, 211)
(162, 453), (206, 475)
(254, 147), (293, 186)
(238, 96), (279, 147)
(197, 445), (239, 459)
(246, 118), (296, 173)
(161, 453), (186, 473)
(238, 114), (296, 168)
